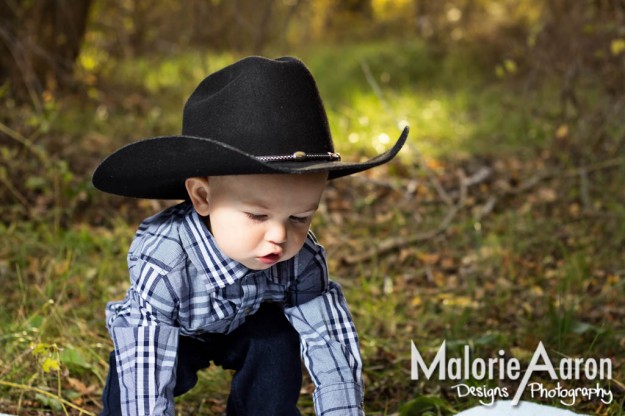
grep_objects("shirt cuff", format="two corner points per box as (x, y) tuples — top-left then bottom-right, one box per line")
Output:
(313, 382), (365, 416)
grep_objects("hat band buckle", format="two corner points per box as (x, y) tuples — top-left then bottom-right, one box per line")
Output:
(257, 151), (341, 163)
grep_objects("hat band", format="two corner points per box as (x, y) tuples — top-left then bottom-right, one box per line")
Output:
(257, 151), (341, 163)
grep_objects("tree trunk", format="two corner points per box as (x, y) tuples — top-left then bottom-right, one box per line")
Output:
(0, 0), (92, 101)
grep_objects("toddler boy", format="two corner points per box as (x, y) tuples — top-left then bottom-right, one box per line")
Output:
(94, 56), (408, 416)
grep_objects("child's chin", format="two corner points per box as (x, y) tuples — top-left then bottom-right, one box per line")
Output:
(239, 258), (274, 270)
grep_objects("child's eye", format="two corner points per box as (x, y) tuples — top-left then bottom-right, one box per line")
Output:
(245, 213), (267, 222)
(290, 215), (310, 224)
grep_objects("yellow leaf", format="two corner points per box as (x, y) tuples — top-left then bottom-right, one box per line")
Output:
(610, 39), (625, 56)
(424, 157), (443, 170)
(67, 377), (97, 395)
(416, 252), (440, 265)
(530, 285), (544, 296)
(32, 343), (48, 356)
(607, 274), (621, 285)
(538, 187), (557, 202)
(504, 59), (517, 74)
(441, 257), (455, 270)
(42, 357), (60, 373)
(555, 124), (568, 140)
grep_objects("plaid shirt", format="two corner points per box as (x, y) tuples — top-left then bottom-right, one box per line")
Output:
(106, 202), (364, 415)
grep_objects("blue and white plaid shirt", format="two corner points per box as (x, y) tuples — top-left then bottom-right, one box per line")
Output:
(106, 202), (364, 415)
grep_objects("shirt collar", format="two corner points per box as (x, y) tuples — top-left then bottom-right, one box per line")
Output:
(180, 203), (251, 290)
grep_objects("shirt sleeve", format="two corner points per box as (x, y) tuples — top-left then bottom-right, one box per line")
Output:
(106, 258), (181, 416)
(284, 239), (365, 416)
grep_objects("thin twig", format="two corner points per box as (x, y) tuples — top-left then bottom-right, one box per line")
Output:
(348, 175), (415, 200)
(505, 170), (549, 195)
(420, 161), (454, 206)
(427, 173), (454, 207)
(579, 169), (590, 211)
(610, 377), (625, 392)
(0, 24), (45, 115)
(343, 157), (625, 264)
(0, 121), (48, 164)
(0, 380), (96, 415)
(464, 166), (492, 187)
(505, 157), (625, 196)
(475, 195), (498, 221)
(359, 59), (393, 116)
(0, 171), (29, 208)
(343, 170), (468, 265)
(562, 157), (625, 178)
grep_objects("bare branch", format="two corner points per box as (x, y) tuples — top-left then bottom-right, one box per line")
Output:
(343, 169), (468, 265)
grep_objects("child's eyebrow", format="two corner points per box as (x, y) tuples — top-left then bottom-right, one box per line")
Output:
(241, 199), (319, 212)
(296, 204), (320, 213)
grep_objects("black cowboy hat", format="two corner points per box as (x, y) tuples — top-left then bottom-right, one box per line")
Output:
(92, 56), (408, 200)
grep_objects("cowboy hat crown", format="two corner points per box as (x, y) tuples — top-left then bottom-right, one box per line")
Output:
(93, 56), (408, 199)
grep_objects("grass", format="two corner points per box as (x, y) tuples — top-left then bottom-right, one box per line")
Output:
(1, 39), (624, 414)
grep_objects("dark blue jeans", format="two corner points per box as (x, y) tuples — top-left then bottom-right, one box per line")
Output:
(101, 303), (302, 415)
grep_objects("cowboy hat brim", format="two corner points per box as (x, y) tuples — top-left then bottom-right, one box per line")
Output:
(92, 127), (408, 200)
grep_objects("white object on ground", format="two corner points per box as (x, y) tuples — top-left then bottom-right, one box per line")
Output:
(455, 401), (589, 416)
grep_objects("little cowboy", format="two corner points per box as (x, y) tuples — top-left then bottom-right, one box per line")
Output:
(93, 56), (408, 416)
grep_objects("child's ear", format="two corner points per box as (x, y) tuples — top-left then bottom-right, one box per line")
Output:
(185, 177), (211, 216)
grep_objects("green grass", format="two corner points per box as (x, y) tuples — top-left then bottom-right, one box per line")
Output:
(1, 40), (624, 414)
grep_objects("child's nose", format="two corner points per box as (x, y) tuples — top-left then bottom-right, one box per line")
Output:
(266, 221), (287, 245)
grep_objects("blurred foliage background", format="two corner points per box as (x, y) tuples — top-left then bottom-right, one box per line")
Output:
(1, 0), (624, 415)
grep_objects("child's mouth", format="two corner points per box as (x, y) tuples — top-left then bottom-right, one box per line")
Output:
(258, 253), (281, 265)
